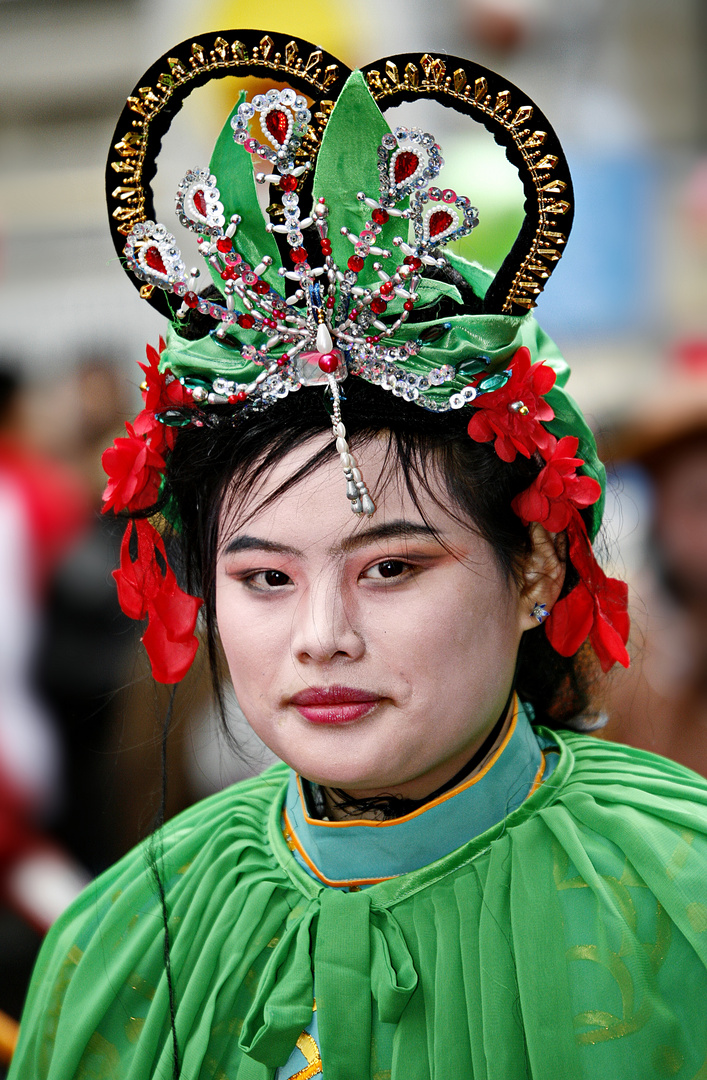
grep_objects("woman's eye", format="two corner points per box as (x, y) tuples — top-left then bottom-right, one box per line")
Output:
(247, 570), (292, 589)
(363, 559), (411, 581)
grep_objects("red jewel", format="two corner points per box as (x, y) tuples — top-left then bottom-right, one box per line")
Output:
(348, 255), (365, 273)
(403, 300), (415, 312)
(265, 109), (289, 146)
(144, 246), (167, 273)
(428, 210), (454, 238)
(227, 394), (238, 404)
(318, 353), (339, 374)
(291, 247), (308, 264)
(221, 267), (238, 280)
(370, 298), (387, 315)
(184, 291), (199, 308)
(193, 189), (208, 217)
(371, 207), (389, 225)
(379, 281), (395, 297)
(277, 356), (287, 366)
(254, 280), (270, 294)
(235, 391), (248, 402)
(280, 174), (298, 192)
(365, 335), (380, 344)
(216, 237), (231, 253)
(320, 240), (332, 254)
(238, 314), (255, 329)
(404, 255), (423, 270)
(326, 297), (335, 308)
(393, 151), (419, 184)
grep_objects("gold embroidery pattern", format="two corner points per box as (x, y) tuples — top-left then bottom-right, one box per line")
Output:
(363, 55), (569, 313)
(554, 845), (673, 1046)
(76, 1031), (120, 1079)
(290, 1030), (323, 1080)
(41, 945), (83, 1075)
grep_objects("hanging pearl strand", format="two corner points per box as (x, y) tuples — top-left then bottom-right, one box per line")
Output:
(326, 375), (375, 516)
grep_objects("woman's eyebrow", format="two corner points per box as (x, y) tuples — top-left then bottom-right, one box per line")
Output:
(223, 536), (302, 557)
(333, 520), (439, 555)
(223, 522), (439, 558)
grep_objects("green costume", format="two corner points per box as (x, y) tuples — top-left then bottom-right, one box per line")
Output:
(10, 704), (707, 1079)
(24, 30), (695, 1080)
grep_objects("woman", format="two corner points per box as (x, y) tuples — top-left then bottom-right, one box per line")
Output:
(10, 31), (707, 1080)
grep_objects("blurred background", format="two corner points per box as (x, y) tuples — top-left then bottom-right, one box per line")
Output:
(0, 0), (706, 1056)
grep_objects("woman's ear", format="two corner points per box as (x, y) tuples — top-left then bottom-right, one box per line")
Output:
(516, 522), (566, 633)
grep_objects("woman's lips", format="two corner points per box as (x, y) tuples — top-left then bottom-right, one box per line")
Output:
(288, 686), (382, 725)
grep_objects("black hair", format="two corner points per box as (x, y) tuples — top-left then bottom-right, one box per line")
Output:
(159, 376), (597, 731)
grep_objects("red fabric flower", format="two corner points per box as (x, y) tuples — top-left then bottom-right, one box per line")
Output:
(134, 339), (191, 454)
(466, 346), (556, 461)
(101, 424), (166, 514)
(545, 510), (630, 672)
(511, 435), (602, 531)
(113, 518), (202, 683)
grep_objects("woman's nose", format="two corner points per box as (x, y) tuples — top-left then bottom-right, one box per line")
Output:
(291, 572), (364, 664)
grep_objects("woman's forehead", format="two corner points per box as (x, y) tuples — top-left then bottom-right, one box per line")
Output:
(219, 433), (454, 543)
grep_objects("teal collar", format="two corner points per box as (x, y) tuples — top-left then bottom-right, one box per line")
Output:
(282, 699), (555, 889)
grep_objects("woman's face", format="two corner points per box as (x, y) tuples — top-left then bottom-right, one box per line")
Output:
(215, 436), (537, 798)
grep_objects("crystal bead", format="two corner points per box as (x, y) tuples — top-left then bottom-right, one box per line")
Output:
(479, 374), (509, 392)
(393, 151), (419, 184)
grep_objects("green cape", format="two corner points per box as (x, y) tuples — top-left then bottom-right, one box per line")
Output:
(10, 733), (707, 1079)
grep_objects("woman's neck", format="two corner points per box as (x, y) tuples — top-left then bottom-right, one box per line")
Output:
(318, 694), (515, 822)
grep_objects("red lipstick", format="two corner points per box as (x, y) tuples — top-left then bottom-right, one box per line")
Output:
(289, 686), (381, 725)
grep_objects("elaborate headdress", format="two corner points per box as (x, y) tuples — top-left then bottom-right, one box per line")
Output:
(103, 30), (629, 683)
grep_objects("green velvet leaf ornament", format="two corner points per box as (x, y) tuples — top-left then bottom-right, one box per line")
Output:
(312, 71), (408, 289)
(209, 92), (282, 292)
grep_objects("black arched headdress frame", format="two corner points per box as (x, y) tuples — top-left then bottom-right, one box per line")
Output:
(106, 30), (573, 321)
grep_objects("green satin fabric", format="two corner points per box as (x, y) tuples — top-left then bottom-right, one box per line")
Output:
(12, 732), (707, 1080)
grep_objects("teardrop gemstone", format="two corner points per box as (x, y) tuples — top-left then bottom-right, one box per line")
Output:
(144, 246), (167, 273)
(265, 108), (289, 145)
(193, 189), (207, 217)
(428, 210), (454, 238)
(393, 151), (419, 184)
